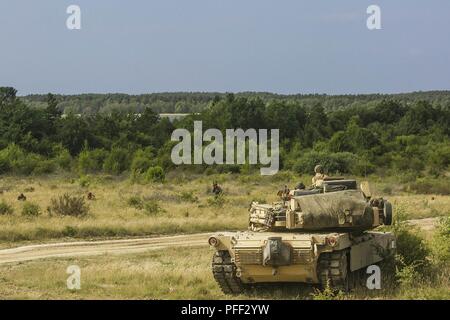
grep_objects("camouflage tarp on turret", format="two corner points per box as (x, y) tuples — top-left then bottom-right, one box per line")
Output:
(292, 190), (374, 230)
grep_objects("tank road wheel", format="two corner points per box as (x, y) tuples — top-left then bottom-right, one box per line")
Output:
(212, 251), (246, 295)
(318, 250), (353, 292)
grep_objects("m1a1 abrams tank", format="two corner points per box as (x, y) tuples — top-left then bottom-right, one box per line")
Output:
(208, 178), (395, 294)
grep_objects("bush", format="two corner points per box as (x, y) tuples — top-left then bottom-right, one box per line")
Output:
(395, 227), (430, 272)
(268, 171), (295, 183)
(143, 200), (164, 216)
(13, 153), (42, 175)
(311, 283), (345, 300)
(127, 196), (164, 215)
(386, 206), (431, 282)
(77, 175), (91, 188)
(207, 194), (226, 208)
(0, 200), (14, 215)
(130, 148), (155, 173)
(103, 147), (130, 175)
(215, 164), (241, 174)
(0, 144), (23, 174)
(32, 159), (56, 175)
(145, 166), (165, 183)
(0, 144), (53, 175)
(55, 148), (72, 170)
(0, 155), (9, 174)
(292, 151), (358, 175)
(50, 193), (89, 217)
(78, 148), (108, 174)
(21, 202), (42, 217)
(430, 216), (450, 264)
(127, 196), (144, 210)
(178, 191), (198, 203)
(407, 178), (450, 195)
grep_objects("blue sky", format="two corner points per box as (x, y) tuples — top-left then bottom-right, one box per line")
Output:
(1, 0), (449, 95)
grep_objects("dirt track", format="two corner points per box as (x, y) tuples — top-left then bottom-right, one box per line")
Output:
(406, 217), (439, 231)
(0, 218), (439, 265)
(0, 233), (212, 265)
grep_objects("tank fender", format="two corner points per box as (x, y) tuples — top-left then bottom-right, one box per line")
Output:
(312, 233), (352, 253)
(208, 233), (235, 251)
(349, 232), (396, 271)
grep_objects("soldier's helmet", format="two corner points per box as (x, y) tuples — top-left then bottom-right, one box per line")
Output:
(314, 165), (323, 174)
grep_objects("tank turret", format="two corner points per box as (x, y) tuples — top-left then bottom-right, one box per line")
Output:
(249, 179), (392, 232)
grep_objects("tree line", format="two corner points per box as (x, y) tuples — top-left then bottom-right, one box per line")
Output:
(1, 87), (449, 180)
(21, 90), (450, 115)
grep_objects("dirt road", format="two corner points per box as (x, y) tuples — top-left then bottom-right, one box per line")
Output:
(406, 217), (439, 231)
(0, 233), (212, 265)
(0, 217), (439, 265)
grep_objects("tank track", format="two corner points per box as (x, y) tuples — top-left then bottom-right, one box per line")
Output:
(318, 249), (350, 291)
(212, 250), (246, 295)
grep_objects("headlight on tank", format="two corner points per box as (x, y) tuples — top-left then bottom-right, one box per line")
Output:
(208, 236), (219, 247)
(326, 235), (338, 247)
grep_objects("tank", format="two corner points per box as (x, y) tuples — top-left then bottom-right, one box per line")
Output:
(208, 179), (396, 294)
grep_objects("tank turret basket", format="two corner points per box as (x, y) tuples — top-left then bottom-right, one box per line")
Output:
(249, 202), (286, 231)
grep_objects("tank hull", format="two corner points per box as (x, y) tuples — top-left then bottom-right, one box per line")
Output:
(209, 230), (395, 289)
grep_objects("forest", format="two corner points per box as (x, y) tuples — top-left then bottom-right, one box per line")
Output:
(1, 87), (450, 188)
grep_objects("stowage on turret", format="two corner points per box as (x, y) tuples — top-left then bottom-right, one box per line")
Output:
(208, 173), (395, 294)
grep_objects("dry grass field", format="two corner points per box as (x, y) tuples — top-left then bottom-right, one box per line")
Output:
(0, 172), (448, 245)
(0, 243), (448, 300)
(0, 171), (448, 299)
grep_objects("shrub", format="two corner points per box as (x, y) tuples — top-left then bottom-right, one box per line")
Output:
(103, 147), (130, 175)
(21, 202), (42, 217)
(385, 206), (431, 283)
(430, 216), (450, 265)
(179, 191), (198, 203)
(145, 166), (165, 183)
(395, 228), (430, 273)
(310, 283), (345, 300)
(32, 159), (56, 175)
(269, 171), (295, 183)
(207, 194), (226, 208)
(0, 155), (9, 174)
(395, 258), (420, 288)
(216, 164), (241, 174)
(127, 196), (164, 215)
(143, 200), (163, 216)
(78, 175), (91, 188)
(131, 148), (155, 173)
(50, 193), (89, 217)
(78, 148), (108, 174)
(292, 151), (358, 175)
(407, 178), (450, 195)
(0, 144), (52, 175)
(0, 144), (23, 173)
(127, 196), (144, 210)
(55, 148), (72, 170)
(350, 157), (376, 176)
(13, 153), (42, 175)
(62, 225), (78, 237)
(0, 200), (14, 215)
